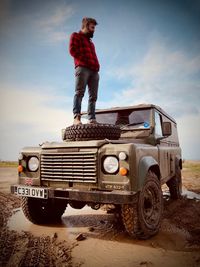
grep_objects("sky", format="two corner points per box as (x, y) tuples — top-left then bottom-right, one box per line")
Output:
(0, 0), (200, 160)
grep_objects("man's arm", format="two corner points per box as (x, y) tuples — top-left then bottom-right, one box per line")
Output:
(69, 33), (84, 60)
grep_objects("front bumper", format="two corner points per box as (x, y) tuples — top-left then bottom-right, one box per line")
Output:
(10, 185), (137, 205)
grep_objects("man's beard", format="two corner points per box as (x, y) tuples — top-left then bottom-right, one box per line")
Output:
(86, 31), (94, 38)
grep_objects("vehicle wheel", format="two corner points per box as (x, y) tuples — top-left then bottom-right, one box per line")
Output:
(69, 201), (85, 209)
(63, 123), (121, 141)
(21, 197), (66, 224)
(122, 170), (163, 239)
(166, 161), (182, 199)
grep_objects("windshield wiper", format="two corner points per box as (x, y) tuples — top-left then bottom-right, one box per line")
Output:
(121, 121), (145, 129)
(127, 121), (144, 126)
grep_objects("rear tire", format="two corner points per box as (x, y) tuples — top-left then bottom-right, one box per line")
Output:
(122, 170), (163, 239)
(22, 197), (66, 224)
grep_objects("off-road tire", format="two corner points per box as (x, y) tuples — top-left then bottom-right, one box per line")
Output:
(69, 201), (85, 209)
(122, 170), (163, 239)
(63, 123), (121, 141)
(166, 161), (182, 199)
(22, 197), (66, 224)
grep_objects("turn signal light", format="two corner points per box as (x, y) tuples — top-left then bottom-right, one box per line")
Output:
(119, 167), (128, 176)
(18, 165), (23, 173)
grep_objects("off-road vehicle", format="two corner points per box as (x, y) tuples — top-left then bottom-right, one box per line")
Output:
(11, 104), (182, 239)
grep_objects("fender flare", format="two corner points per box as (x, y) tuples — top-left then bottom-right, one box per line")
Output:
(175, 155), (182, 169)
(138, 156), (160, 190)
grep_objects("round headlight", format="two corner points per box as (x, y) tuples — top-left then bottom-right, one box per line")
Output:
(28, 157), (39, 171)
(103, 156), (119, 174)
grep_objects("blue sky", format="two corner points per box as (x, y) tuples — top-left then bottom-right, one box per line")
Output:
(0, 0), (200, 160)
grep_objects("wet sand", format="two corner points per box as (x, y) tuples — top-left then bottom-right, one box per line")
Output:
(0, 166), (200, 267)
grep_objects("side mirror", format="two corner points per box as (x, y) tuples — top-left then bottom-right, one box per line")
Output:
(162, 121), (172, 136)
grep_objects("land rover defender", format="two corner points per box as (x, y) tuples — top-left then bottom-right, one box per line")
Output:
(11, 104), (182, 239)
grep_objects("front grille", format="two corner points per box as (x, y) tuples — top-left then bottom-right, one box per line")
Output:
(41, 151), (97, 183)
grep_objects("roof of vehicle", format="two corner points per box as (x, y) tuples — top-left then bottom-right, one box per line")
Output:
(82, 103), (176, 123)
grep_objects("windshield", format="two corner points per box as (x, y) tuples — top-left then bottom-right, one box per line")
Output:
(94, 109), (151, 129)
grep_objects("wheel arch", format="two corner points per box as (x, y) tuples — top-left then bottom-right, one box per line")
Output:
(176, 155), (182, 170)
(138, 156), (160, 190)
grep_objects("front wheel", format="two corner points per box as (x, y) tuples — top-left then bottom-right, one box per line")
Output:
(122, 170), (163, 239)
(69, 200), (85, 209)
(22, 197), (67, 224)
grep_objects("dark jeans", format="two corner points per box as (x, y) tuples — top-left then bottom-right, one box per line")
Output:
(73, 66), (99, 120)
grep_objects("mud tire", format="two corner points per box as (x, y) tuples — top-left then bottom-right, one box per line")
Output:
(69, 201), (85, 209)
(63, 123), (121, 141)
(22, 197), (66, 224)
(122, 170), (163, 239)
(166, 161), (182, 199)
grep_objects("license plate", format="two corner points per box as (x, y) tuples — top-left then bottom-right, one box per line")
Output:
(14, 186), (48, 199)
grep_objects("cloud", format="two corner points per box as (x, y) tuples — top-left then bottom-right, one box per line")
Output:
(132, 42), (200, 83)
(177, 114), (200, 160)
(0, 2), (75, 44)
(0, 84), (74, 160)
(38, 5), (75, 28)
(0, 85), (73, 133)
(34, 4), (75, 43)
(105, 40), (200, 118)
(99, 39), (200, 159)
(109, 40), (200, 82)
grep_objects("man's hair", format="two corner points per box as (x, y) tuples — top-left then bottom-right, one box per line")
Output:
(81, 17), (98, 29)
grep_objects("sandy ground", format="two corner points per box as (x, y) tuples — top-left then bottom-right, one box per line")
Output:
(0, 165), (200, 267)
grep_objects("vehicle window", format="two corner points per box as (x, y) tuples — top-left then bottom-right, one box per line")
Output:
(155, 112), (163, 137)
(95, 109), (150, 129)
(128, 110), (150, 128)
(95, 112), (118, 124)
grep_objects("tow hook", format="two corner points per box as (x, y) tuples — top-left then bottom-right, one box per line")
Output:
(90, 203), (101, 210)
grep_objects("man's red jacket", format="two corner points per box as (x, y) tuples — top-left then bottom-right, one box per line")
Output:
(69, 31), (100, 72)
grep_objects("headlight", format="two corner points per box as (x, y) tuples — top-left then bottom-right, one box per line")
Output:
(103, 156), (119, 174)
(28, 157), (39, 171)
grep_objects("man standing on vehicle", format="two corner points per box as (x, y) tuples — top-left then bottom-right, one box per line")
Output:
(69, 17), (100, 125)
